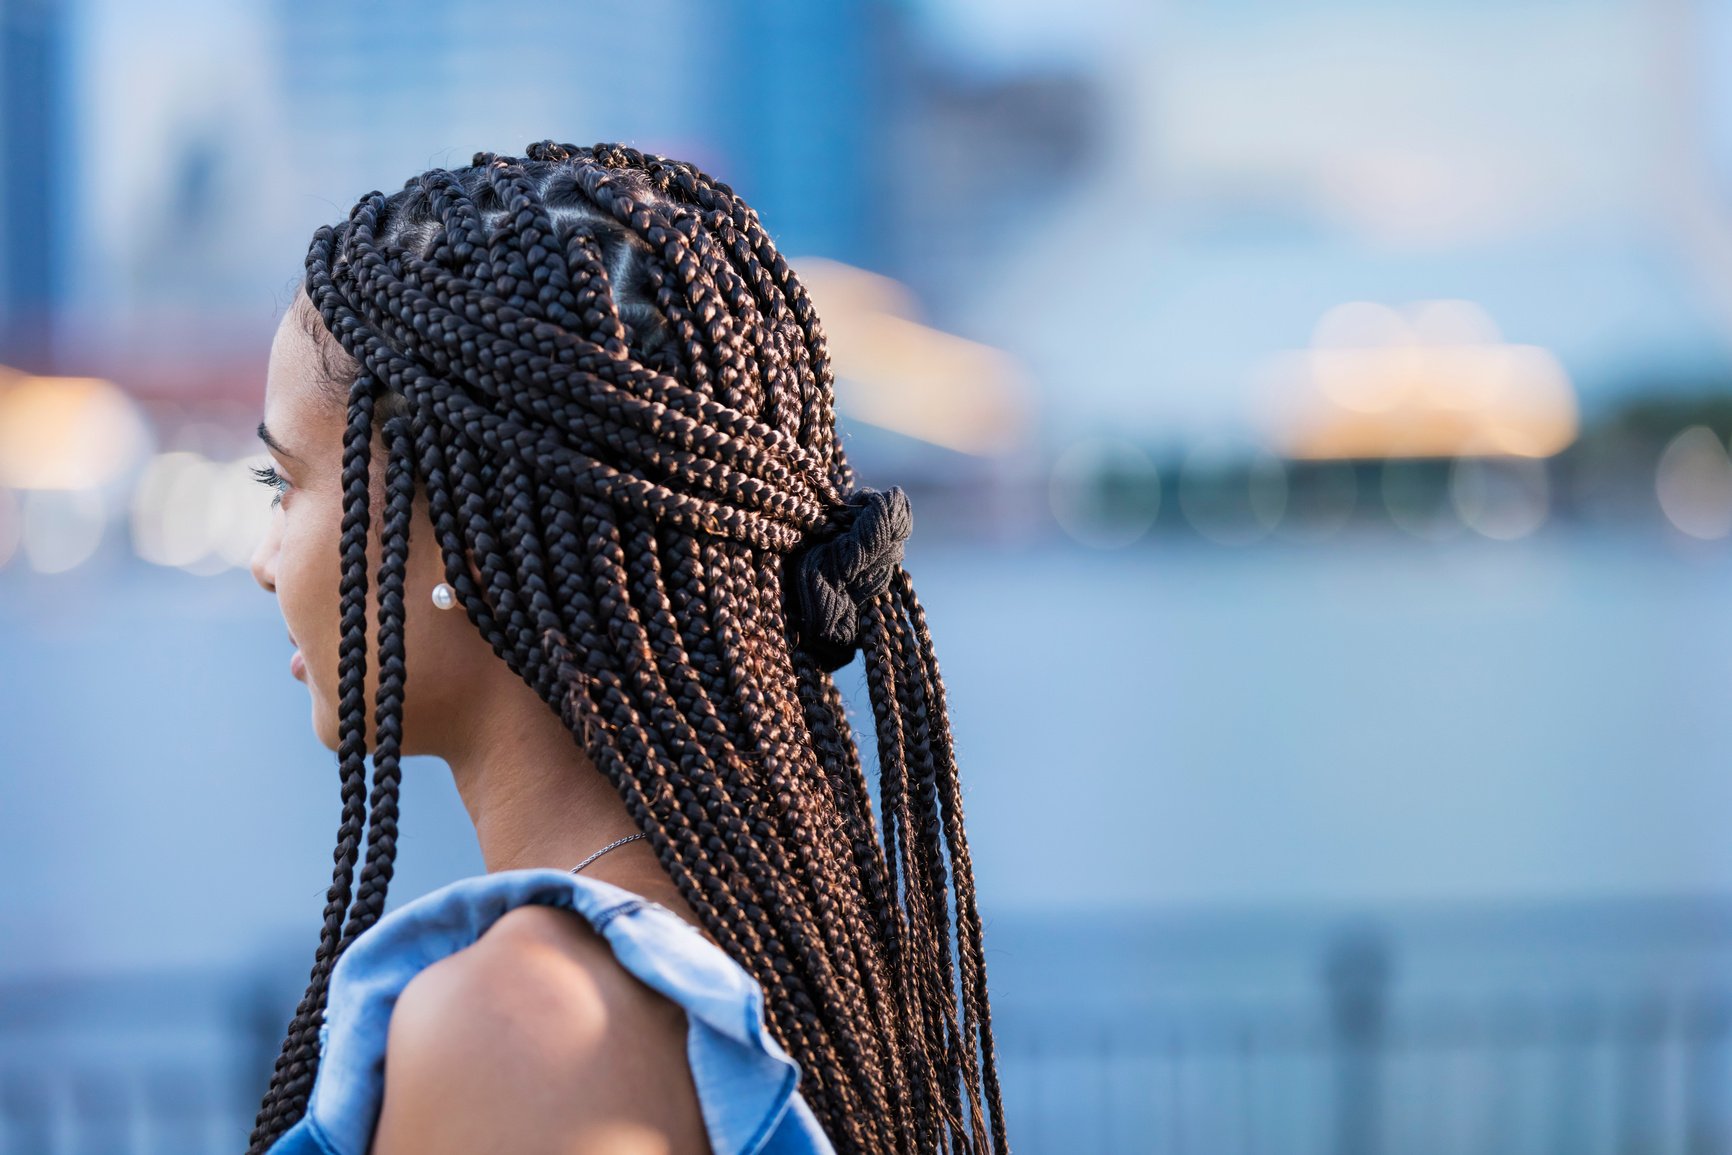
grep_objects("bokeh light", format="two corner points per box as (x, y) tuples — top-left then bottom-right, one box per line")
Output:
(1179, 438), (1288, 545)
(1278, 461), (1359, 541)
(795, 258), (1031, 457)
(1048, 437), (1162, 549)
(129, 450), (273, 573)
(1380, 459), (1462, 540)
(0, 372), (152, 490)
(0, 485), (22, 570)
(1451, 455), (1550, 541)
(1654, 425), (1732, 540)
(1262, 300), (1579, 462)
(21, 487), (107, 573)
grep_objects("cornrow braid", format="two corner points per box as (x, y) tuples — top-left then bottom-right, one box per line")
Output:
(245, 140), (1010, 1155)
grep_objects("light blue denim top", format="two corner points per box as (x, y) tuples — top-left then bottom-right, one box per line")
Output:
(263, 867), (836, 1155)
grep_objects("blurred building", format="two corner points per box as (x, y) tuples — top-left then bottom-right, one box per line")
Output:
(703, 0), (903, 268)
(889, 61), (1099, 317)
(0, 0), (72, 371)
(16, 0), (948, 414)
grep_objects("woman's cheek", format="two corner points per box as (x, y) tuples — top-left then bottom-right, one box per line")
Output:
(280, 520), (337, 679)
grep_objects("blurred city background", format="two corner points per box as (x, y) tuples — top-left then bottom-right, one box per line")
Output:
(5, 0), (1732, 1150)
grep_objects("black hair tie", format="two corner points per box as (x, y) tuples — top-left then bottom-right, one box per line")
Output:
(786, 486), (913, 673)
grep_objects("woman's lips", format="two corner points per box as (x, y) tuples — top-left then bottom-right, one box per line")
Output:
(290, 650), (306, 680)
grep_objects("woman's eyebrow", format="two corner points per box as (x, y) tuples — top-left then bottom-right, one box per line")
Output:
(257, 420), (303, 461)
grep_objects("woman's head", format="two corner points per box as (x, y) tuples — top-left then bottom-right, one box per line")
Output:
(243, 141), (1007, 1155)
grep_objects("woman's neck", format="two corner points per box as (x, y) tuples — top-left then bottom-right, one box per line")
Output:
(442, 673), (638, 874)
(436, 663), (716, 945)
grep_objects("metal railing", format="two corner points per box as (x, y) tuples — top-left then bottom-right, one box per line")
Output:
(4, 929), (1731, 1154)
(990, 928), (1732, 1155)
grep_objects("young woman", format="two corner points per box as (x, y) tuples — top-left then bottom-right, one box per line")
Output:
(243, 141), (1009, 1155)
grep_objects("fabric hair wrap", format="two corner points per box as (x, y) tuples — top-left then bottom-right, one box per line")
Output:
(786, 486), (913, 673)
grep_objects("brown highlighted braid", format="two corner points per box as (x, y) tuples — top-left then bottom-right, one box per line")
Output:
(244, 141), (1009, 1154)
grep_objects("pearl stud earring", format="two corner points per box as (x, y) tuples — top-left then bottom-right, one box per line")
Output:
(431, 582), (457, 610)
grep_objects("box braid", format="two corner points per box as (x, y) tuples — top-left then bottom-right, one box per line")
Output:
(245, 141), (1008, 1155)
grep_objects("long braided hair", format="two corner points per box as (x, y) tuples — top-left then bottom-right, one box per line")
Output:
(244, 141), (1010, 1154)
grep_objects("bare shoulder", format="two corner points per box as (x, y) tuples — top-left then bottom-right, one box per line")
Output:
(369, 904), (712, 1155)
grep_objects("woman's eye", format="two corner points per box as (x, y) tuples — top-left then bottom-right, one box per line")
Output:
(250, 463), (290, 508)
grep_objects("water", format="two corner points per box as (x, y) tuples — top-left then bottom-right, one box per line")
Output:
(4, 527), (1732, 974)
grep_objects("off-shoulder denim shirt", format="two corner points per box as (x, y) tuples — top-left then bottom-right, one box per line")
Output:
(263, 867), (836, 1155)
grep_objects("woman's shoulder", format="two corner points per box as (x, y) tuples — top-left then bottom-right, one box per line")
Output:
(291, 867), (835, 1155)
(388, 896), (691, 1054)
(388, 896), (694, 1058)
(368, 898), (707, 1153)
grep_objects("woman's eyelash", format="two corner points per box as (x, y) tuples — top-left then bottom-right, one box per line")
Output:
(250, 463), (289, 508)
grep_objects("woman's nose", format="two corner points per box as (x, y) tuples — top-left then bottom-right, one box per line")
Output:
(250, 519), (279, 593)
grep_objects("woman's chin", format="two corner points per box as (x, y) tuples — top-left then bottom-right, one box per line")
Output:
(306, 682), (419, 754)
(310, 701), (341, 752)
